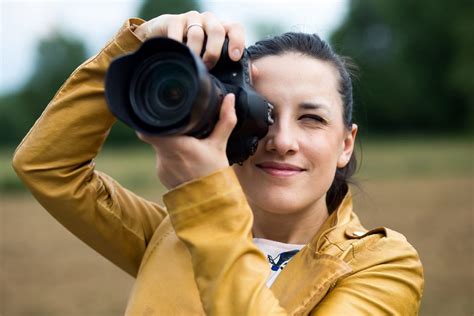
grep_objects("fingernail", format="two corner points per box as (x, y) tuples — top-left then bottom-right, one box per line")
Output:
(227, 93), (235, 105)
(232, 49), (241, 59)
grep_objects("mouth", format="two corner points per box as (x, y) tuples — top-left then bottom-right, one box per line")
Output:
(255, 161), (306, 177)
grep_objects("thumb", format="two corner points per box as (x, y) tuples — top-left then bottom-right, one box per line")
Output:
(208, 93), (237, 145)
(249, 61), (259, 85)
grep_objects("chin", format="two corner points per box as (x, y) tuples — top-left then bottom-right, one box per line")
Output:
(251, 199), (302, 215)
(245, 186), (310, 215)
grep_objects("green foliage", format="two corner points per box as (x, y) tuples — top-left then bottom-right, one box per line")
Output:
(331, 0), (474, 133)
(137, 0), (201, 21)
(0, 33), (87, 146)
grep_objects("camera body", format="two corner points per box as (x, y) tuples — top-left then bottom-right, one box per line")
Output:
(105, 37), (273, 164)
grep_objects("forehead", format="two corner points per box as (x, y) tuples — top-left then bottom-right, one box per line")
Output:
(251, 53), (342, 109)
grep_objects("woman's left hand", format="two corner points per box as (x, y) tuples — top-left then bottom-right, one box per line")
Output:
(137, 94), (237, 189)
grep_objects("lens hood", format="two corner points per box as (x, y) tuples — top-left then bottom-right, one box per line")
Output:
(105, 37), (218, 136)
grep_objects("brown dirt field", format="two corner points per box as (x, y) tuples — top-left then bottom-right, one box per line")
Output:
(352, 177), (473, 316)
(1, 176), (472, 315)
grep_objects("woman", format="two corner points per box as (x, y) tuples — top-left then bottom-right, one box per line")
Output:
(13, 11), (424, 315)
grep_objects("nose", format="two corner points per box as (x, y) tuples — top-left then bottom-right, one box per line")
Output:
(264, 118), (299, 156)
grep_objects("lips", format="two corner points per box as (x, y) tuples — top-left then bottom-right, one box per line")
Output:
(256, 161), (306, 177)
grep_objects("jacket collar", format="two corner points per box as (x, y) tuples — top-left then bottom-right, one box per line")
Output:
(270, 192), (355, 314)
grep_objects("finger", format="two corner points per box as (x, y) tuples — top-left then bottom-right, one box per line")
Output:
(250, 62), (259, 85)
(137, 131), (192, 154)
(134, 15), (168, 41)
(136, 131), (164, 148)
(208, 93), (237, 145)
(201, 13), (226, 68)
(185, 24), (205, 56)
(167, 15), (186, 42)
(223, 22), (245, 61)
(136, 131), (151, 143)
(182, 11), (205, 55)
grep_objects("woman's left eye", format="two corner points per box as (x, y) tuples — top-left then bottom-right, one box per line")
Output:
(299, 114), (326, 124)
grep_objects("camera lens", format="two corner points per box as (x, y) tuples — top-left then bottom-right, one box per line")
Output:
(130, 56), (198, 128)
(158, 78), (186, 108)
(105, 37), (272, 163)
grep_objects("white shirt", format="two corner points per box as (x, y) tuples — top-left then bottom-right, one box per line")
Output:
(253, 238), (305, 287)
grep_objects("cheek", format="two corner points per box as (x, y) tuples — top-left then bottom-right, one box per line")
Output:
(301, 131), (342, 168)
(232, 164), (252, 186)
(300, 134), (342, 199)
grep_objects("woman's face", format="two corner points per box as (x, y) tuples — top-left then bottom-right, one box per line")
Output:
(233, 52), (357, 215)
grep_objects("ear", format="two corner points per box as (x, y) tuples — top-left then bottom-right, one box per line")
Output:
(337, 124), (358, 168)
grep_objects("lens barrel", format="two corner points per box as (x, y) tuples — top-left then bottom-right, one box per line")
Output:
(129, 55), (197, 128)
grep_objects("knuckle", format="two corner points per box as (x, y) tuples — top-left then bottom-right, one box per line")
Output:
(228, 105), (238, 120)
(201, 11), (215, 19)
(166, 15), (181, 25)
(228, 114), (237, 127)
(185, 10), (200, 19)
(158, 14), (170, 21)
(227, 21), (243, 30)
(167, 15), (181, 25)
(208, 23), (225, 36)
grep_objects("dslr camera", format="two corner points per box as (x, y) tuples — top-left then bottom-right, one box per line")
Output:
(105, 37), (273, 164)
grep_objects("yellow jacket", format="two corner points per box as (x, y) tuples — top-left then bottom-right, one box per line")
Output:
(13, 19), (424, 315)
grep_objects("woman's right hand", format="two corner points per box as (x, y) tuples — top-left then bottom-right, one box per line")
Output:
(134, 11), (245, 69)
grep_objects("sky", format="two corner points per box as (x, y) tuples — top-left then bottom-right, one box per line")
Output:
(0, 0), (348, 94)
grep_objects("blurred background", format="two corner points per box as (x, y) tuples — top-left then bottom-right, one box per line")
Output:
(1, 0), (472, 315)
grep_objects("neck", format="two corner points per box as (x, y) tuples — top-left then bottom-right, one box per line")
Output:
(250, 198), (329, 244)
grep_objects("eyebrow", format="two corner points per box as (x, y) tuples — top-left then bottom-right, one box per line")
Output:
(298, 102), (330, 111)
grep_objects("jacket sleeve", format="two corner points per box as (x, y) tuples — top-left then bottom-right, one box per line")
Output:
(311, 231), (424, 316)
(12, 18), (167, 277)
(163, 168), (288, 316)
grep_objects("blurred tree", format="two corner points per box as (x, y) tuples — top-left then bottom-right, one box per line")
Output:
(1, 0), (203, 147)
(137, 0), (201, 21)
(331, 0), (473, 134)
(0, 33), (87, 146)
